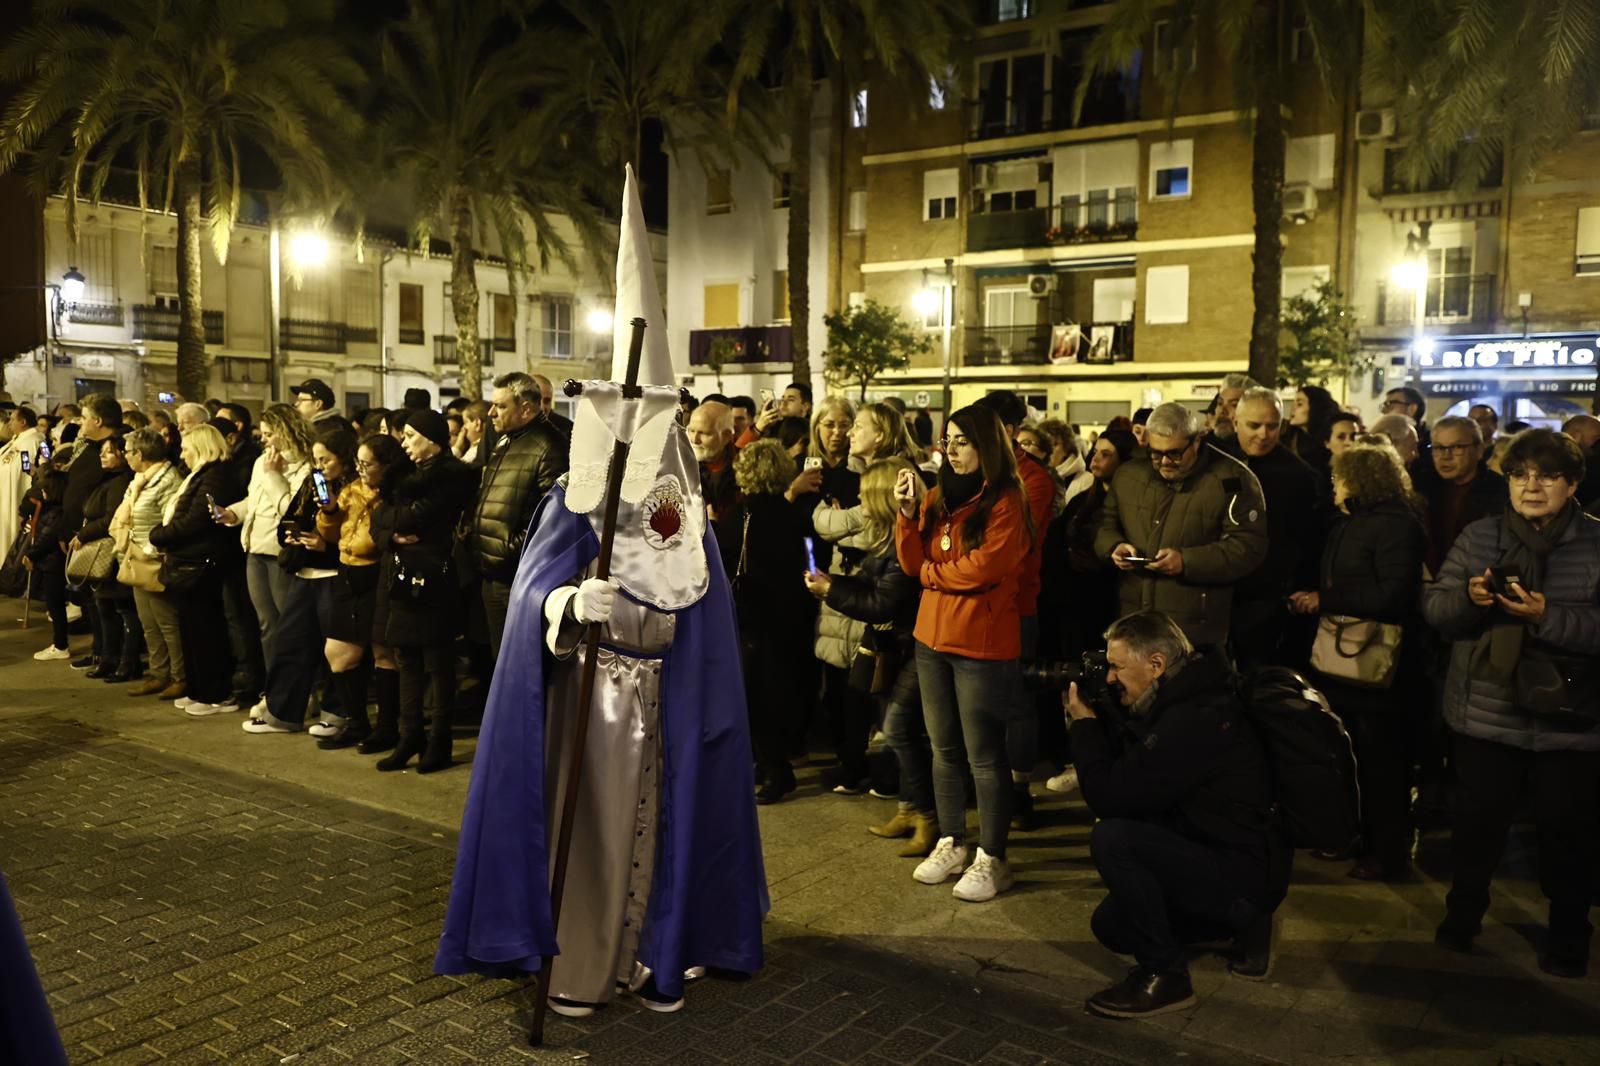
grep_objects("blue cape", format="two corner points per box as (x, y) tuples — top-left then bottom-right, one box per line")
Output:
(0, 872), (67, 1066)
(436, 484), (767, 998)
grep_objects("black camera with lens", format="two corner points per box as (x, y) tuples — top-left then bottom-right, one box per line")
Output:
(1020, 651), (1113, 705)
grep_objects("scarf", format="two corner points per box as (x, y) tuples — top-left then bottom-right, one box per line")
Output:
(1468, 500), (1580, 686)
(940, 468), (984, 510)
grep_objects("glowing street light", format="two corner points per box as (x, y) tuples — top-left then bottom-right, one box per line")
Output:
(1389, 259), (1426, 289)
(911, 288), (940, 316)
(586, 307), (614, 334)
(287, 231), (330, 269)
(60, 266), (86, 304)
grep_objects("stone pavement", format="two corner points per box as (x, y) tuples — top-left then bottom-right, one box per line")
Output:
(2, 615), (1597, 1064)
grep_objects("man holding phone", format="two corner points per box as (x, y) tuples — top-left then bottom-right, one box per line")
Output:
(1095, 402), (1268, 650)
(0, 406), (44, 564)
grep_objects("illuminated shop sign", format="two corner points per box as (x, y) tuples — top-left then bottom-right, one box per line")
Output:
(1417, 337), (1599, 370)
(1424, 378), (1597, 397)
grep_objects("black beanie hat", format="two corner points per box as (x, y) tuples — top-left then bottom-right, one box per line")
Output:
(408, 409), (451, 450)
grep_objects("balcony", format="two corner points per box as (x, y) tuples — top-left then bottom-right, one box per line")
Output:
(688, 325), (793, 367)
(67, 302), (124, 327)
(489, 335), (515, 353)
(1374, 274), (1496, 328)
(346, 325), (378, 345)
(967, 84), (1139, 141)
(965, 321), (1134, 366)
(281, 318), (346, 353)
(968, 196), (1138, 252)
(131, 304), (224, 345)
(979, 0), (1034, 23)
(398, 325), (425, 345)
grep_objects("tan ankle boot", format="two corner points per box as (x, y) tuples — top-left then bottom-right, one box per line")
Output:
(898, 814), (939, 858)
(868, 809), (918, 839)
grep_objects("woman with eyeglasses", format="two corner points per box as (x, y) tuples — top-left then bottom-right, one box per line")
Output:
(1422, 429), (1600, 979)
(895, 405), (1032, 902)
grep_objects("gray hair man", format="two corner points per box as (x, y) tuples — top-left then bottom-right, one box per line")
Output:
(1211, 373), (1260, 440)
(1413, 414), (1505, 574)
(470, 371), (571, 657)
(1222, 388), (1328, 668)
(1094, 402), (1267, 648)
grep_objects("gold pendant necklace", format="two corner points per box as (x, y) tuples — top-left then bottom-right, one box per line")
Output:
(939, 522), (952, 552)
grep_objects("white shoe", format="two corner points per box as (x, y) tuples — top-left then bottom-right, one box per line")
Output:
(913, 837), (968, 885)
(546, 997), (595, 1018)
(952, 847), (1013, 903)
(242, 716), (299, 734)
(249, 697), (268, 716)
(1046, 767), (1080, 794)
(185, 701), (239, 718)
(174, 696), (196, 710)
(307, 720), (343, 738)
(33, 646), (71, 662)
(64, 603), (83, 623)
(684, 966), (706, 982)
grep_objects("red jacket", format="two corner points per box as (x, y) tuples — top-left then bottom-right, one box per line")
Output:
(896, 485), (1029, 660)
(1014, 447), (1054, 617)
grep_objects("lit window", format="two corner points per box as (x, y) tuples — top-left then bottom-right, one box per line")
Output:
(924, 168), (959, 221)
(850, 90), (869, 129)
(1149, 140), (1193, 201)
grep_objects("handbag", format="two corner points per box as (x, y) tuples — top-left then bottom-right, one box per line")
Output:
(389, 550), (448, 606)
(117, 546), (165, 592)
(65, 538), (118, 587)
(847, 627), (900, 696)
(1515, 649), (1600, 722)
(1311, 615), (1402, 690)
(157, 556), (211, 594)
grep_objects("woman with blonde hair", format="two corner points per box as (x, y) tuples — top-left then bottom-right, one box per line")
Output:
(148, 425), (238, 713)
(805, 457), (935, 852)
(849, 402), (927, 467)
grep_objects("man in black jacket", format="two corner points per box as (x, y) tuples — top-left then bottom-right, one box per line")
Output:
(470, 372), (570, 657)
(1222, 387), (1328, 669)
(1066, 610), (1288, 1020)
(59, 394), (123, 667)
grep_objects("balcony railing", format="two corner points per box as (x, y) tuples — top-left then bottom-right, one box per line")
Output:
(965, 321), (1134, 366)
(433, 335), (506, 365)
(435, 335), (457, 364)
(131, 304), (224, 345)
(281, 318), (346, 353)
(688, 325), (793, 367)
(67, 301), (124, 327)
(489, 335), (515, 353)
(1375, 274), (1496, 327)
(968, 196), (1138, 252)
(967, 86), (1139, 141)
(398, 325), (425, 345)
(346, 325), (378, 345)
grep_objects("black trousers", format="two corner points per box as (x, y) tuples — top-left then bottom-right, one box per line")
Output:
(1347, 707), (1415, 869)
(1446, 731), (1600, 958)
(396, 642), (454, 737)
(822, 664), (873, 784)
(482, 578), (512, 661)
(221, 561), (264, 705)
(1089, 818), (1264, 974)
(173, 571), (234, 704)
(39, 568), (69, 650)
(742, 631), (799, 790)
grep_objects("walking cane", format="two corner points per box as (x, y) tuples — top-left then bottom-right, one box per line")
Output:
(529, 317), (647, 1046)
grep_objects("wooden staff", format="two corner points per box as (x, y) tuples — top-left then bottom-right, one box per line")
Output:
(529, 316), (646, 1046)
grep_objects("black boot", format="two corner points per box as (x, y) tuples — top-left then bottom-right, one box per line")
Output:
(1009, 783), (1036, 831)
(1086, 966), (1197, 1019)
(416, 668), (455, 774)
(377, 655), (427, 772)
(375, 732), (425, 772)
(320, 664), (373, 750)
(358, 668), (400, 754)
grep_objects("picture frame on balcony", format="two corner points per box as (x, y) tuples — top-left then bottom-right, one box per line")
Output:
(1085, 326), (1117, 364)
(1048, 323), (1081, 364)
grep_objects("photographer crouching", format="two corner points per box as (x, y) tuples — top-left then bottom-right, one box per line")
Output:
(1063, 610), (1290, 1019)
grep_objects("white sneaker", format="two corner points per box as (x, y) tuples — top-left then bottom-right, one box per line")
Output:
(242, 716), (299, 734)
(33, 646), (71, 662)
(307, 720), (343, 738)
(185, 701), (239, 717)
(1046, 767), (1080, 794)
(174, 696), (196, 710)
(249, 697), (268, 716)
(64, 603), (83, 623)
(546, 997), (595, 1018)
(952, 847), (1013, 903)
(913, 837), (969, 885)
(684, 966), (706, 982)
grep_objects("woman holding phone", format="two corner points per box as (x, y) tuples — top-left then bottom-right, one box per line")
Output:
(895, 405), (1032, 902)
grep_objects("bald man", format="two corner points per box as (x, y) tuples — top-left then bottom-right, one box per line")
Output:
(1369, 414), (1420, 470)
(531, 373), (574, 438)
(1562, 414), (1600, 508)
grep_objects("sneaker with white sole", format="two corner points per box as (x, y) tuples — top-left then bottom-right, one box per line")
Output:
(1046, 767), (1080, 794)
(307, 720), (344, 738)
(913, 836), (969, 885)
(185, 701), (239, 718)
(33, 646), (72, 662)
(173, 696), (196, 710)
(952, 847), (1013, 902)
(242, 716), (300, 734)
(248, 697), (268, 716)
(546, 997), (596, 1018)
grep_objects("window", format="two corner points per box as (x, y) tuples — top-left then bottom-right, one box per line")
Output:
(1150, 140), (1193, 200)
(1144, 265), (1189, 324)
(984, 286), (1031, 329)
(924, 168), (959, 221)
(491, 292), (516, 351)
(398, 283), (424, 344)
(773, 170), (792, 209)
(1152, 20), (1197, 78)
(344, 268), (378, 337)
(149, 245), (178, 297)
(1282, 265), (1331, 301)
(1288, 12), (1313, 62)
(703, 283), (740, 329)
(850, 90), (869, 128)
(1578, 207), (1600, 275)
(285, 273), (335, 322)
(1286, 134), (1336, 190)
(541, 295), (573, 358)
(1426, 245), (1474, 320)
(974, 53), (1046, 138)
(706, 169), (732, 215)
(847, 189), (867, 233)
(928, 69), (955, 110)
(1053, 140), (1138, 230)
(980, 161), (1042, 213)
(1092, 276), (1137, 322)
(74, 232), (115, 305)
(772, 271), (790, 322)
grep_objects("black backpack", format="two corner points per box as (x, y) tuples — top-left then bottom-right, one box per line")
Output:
(1237, 667), (1361, 854)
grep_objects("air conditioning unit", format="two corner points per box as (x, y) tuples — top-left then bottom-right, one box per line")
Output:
(971, 164), (996, 190)
(1356, 108), (1396, 141)
(1028, 273), (1057, 297)
(1282, 183), (1318, 218)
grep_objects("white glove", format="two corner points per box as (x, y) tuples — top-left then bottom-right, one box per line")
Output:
(572, 577), (618, 625)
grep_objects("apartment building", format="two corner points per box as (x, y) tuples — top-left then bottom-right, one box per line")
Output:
(5, 196), (651, 418)
(1350, 106), (1600, 426)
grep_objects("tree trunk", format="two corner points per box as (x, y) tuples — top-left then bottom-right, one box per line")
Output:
(1247, 0), (1286, 387)
(450, 188), (483, 400)
(786, 64), (813, 384)
(175, 160), (208, 402)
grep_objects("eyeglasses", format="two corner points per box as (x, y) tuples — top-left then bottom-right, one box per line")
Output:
(939, 435), (972, 451)
(1149, 437), (1198, 465)
(355, 459), (379, 472)
(1379, 399), (1410, 412)
(1507, 470), (1565, 488)
(1432, 444), (1476, 457)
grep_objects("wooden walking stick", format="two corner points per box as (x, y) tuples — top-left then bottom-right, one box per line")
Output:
(529, 316), (647, 1046)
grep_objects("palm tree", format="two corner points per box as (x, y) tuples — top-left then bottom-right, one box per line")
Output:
(0, 0), (362, 402)
(727, 0), (970, 384)
(1075, 0), (1359, 387)
(376, 0), (609, 400)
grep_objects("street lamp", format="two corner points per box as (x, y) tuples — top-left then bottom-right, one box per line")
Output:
(287, 231), (330, 270)
(911, 286), (940, 318)
(60, 266), (86, 305)
(586, 307), (614, 334)
(1390, 223), (1432, 386)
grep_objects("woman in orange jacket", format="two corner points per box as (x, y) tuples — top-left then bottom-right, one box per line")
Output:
(895, 405), (1032, 903)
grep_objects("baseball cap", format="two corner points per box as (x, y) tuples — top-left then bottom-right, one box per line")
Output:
(293, 378), (336, 409)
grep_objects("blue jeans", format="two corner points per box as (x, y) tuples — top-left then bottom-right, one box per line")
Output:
(882, 658), (933, 814)
(915, 641), (1015, 857)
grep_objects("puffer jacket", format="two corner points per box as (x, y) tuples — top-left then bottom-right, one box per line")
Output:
(315, 478), (380, 568)
(896, 484), (1029, 660)
(231, 454), (310, 557)
(126, 462), (184, 551)
(1423, 507), (1600, 752)
(812, 503), (877, 669)
(1319, 498), (1426, 623)
(1094, 441), (1268, 647)
(469, 419), (564, 581)
(149, 463), (238, 564)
